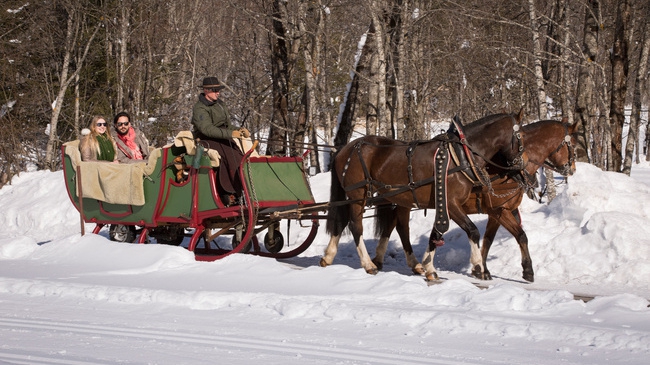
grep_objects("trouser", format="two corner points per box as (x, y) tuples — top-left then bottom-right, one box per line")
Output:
(198, 138), (244, 194)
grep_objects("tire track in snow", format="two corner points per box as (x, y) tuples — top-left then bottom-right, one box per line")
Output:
(0, 351), (112, 365)
(0, 317), (486, 365)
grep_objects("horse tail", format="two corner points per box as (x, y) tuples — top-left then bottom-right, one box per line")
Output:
(373, 204), (394, 238)
(326, 157), (350, 236)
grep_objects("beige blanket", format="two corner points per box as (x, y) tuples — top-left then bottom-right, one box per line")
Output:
(64, 141), (161, 206)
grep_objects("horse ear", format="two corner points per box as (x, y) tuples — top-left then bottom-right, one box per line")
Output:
(516, 107), (524, 123)
(567, 122), (578, 134)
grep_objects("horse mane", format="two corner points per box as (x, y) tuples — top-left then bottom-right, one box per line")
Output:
(463, 112), (517, 132)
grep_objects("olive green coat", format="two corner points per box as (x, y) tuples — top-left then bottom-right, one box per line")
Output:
(191, 94), (235, 140)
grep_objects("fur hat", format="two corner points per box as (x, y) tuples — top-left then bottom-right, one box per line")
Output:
(199, 77), (225, 91)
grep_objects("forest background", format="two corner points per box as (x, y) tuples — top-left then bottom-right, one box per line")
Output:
(1, 0), (649, 188)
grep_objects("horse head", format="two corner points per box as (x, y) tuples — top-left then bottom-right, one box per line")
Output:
(462, 111), (529, 178)
(524, 120), (577, 177)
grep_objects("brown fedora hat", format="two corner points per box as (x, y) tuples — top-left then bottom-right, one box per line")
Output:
(199, 76), (225, 90)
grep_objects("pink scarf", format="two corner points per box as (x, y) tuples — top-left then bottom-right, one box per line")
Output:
(117, 128), (143, 160)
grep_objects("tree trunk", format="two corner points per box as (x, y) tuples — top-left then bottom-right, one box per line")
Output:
(368, 0), (389, 137)
(529, 0), (548, 119)
(267, 0), (291, 156)
(609, 0), (630, 172)
(116, 2), (130, 111)
(557, 0), (574, 125)
(302, 0), (324, 173)
(74, 72), (80, 139)
(623, 5), (649, 174)
(333, 32), (370, 149)
(366, 21), (379, 136)
(529, 0), (556, 201)
(574, 0), (601, 163)
(388, 0), (407, 140)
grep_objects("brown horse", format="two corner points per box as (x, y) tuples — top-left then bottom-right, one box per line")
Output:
(372, 119), (577, 282)
(321, 112), (530, 281)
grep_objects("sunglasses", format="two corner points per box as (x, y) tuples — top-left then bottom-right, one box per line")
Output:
(116, 122), (130, 127)
(96, 122), (107, 127)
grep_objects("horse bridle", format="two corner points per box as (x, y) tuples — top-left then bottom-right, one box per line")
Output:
(459, 117), (527, 172)
(545, 126), (575, 176)
(530, 124), (575, 177)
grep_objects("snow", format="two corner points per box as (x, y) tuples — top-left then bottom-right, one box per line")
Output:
(0, 161), (649, 364)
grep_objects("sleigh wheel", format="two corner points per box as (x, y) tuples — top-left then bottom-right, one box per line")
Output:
(264, 229), (284, 253)
(109, 224), (136, 243)
(154, 226), (186, 246)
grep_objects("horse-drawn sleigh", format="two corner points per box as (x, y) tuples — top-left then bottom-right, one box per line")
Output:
(62, 111), (576, 283)
(62, 133), (323, 260)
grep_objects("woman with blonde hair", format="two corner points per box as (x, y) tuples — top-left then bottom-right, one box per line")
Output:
(80, 115), (118, 162)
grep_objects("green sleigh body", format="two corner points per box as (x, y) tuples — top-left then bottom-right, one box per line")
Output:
(61, 137), (320, 260)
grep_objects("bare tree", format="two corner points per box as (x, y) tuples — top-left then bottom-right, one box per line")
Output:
(623, 3), (650, 173)
(267, 0), (293, 156)
(366, 0), (390, 137)
(528, 0), (557, 201)
(529, 0), (548, 119)
(574, 0), (601, 163)
(44, 2), (101, 170)
(608, 0), (630, 172)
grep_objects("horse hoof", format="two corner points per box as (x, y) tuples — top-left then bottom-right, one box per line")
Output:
(523, 273), (534, 282)
(425, 272), (439, 282)
(319, 258), (329, 267)
(471, 265), (485, 280)
(371, 258), (383, 271)
(366, 267), (378, 275)
(412, 265), (425, 276)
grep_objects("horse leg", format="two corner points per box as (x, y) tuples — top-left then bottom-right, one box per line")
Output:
(321, 166), (350, 268)
(372, 205), (422, 274)
(320, 234), (342, 267)
(498, 208), (534, 282)
(348, 203), (379, 274)
(394, 206), (424, 275)
(448, 207), (485, 280)
(480, 216), (500, 281)
(319, 210), (378, 275)
(421, 227), (442, 281)
(371, 205), (396, 271)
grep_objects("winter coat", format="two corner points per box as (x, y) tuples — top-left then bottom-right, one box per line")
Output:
(111, 128), (150, 163)
(191, 94), (235, 140)
(80, 133), (117, 162)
